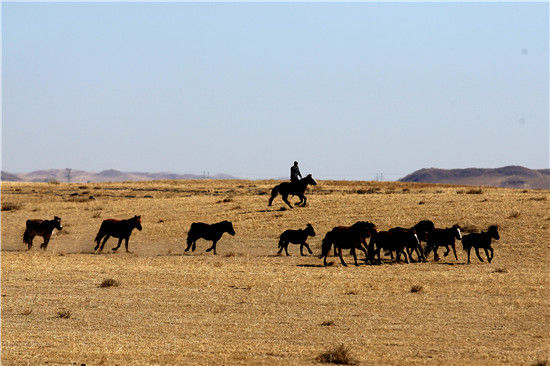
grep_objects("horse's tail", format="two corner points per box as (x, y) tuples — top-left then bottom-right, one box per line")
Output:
(186, 225), (196, 246)
(268, 185), (279, 206)
(94, 222), (105, 243)
(23, 227), (31, 245)
(319, 231), (333, 259)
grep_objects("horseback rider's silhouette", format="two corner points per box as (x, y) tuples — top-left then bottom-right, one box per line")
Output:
(290, 161), (302, 183)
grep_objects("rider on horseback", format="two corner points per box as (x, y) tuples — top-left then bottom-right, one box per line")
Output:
(290, 161), (302, 183)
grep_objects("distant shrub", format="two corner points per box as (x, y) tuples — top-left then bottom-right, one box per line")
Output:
(508, 211), (521, 219)
(316, 344), (357, 365)
(99, 278), (119, 288)
(456, 190), (465, 194)
(402, 188), (410, 193)
(320, 320), (335, 326)
(461, 225), (478, 233)
(528, 196), (547, 201)
(1, 202), (22, 211)
(466, 188), (483, 194)
(20, 308), (32, 316)
(48, 179), (60, 185)
(410, 285), (423, 293)
(531, 361), (547, 366)
(418, 201), (425, 205)
(78, 185), (88, 189)
(56, 309), (71, 319)
(492, 268), (508, 273)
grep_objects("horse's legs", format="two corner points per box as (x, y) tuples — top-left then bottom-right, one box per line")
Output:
(28, 234), (35, 250)
(206, 239), (218, 254)
(483, 248), (493, 263)
(351, 248), (359, 266)
(337, 247), (347, 266)
(358, 246), (369, 263)
(433, 246), (440, 261)
(402, 249), (410, 264)
(112, 238), (123, 251)
(296, 194), (306, 207)
(268, 191), (277, 206)
(284, 244), (290, 256)
(474, 247), (484, 262)
(300, 244), (305, 256)
(466, 247), (471, 263)
(277, 241), (284, 255)
(304, 243), (313, 255)
(443, 245), (451, 257)
(488, 246), (494, 262)
(40, 234), (51, 250)
(282, 194), (293, 209)
(124, 238), (131, 253)
(451, 243), (458, 260)
(99, 235), (110, 251)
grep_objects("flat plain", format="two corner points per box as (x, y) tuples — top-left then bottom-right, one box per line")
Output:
(1, 179), (549, 365)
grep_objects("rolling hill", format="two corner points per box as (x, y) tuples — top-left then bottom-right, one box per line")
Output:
(399, 165), (550, 189)
(1, 169), (239, 183)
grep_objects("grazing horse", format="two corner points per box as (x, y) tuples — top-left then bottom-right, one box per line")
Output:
(388, 227), (423, 262)
(94, 215), (142, 253)
(23, 216), (62, 250)
(277, 224), (316, 256)
(424, 224), (462, 261)
(320, 221), (377, 266)
(268, 174), (317, 208)
(369, 229), (413, 264)
(185, 220), (235, 255)
(462, 225), (500, 263)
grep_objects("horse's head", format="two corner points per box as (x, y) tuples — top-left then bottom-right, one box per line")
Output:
(351, 221), (377, 238)
(452, 224), (462, 240)
(304, 174), (317, 186)
(305, 223), (316, 237)
(53, 216), (63, 231)
(223, 221), (235, 236)
(488, 225), (500, 240)
(133, 215), (142, 231)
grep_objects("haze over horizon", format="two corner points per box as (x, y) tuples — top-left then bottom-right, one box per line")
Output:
(3, 2), (549, 180)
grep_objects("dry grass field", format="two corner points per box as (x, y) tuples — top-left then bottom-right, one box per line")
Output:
(1, 179), (549, 365)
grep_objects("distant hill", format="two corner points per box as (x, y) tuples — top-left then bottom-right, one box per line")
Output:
(1, 169), (239, 183)
(400, 166), (550, 189)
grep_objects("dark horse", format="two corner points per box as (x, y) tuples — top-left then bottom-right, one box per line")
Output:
(424, 224), (462, 261)
(185, 220), (235, 255)
(388, 227), (423, 262)
(94, 215), (142, 253)
(320, 221), (377, 266)
(23, 216), (63, 250)
(462, 225), (500, 263)
(277, 224), (316, 256)
(268, 174), (317, 208)
(369, 229), (416, 264)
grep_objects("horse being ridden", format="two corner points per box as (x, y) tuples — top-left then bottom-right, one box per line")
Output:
(462, 225), (500, 263)
(23, 216), (63, 250)
(424, 225), (462, 261)
(185, 221), (235, 255)
(320, 221), (377, 266)
(94, 215), (142, 253)
(268, 174), (317, 208)
(277, 224), (316, 256)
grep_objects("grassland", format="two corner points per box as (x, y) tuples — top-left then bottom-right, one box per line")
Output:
(1, 180), (549, 365)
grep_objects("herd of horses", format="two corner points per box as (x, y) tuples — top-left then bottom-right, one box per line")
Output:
(21, 176), (501, 265)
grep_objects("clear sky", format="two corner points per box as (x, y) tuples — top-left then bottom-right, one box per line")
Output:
(2, 2), (549, 180)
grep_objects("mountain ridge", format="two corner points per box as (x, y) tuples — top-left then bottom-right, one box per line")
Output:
(399, 165), (549, 189)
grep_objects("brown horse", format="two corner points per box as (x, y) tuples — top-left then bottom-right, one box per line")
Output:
(185, 220), (235, 255)
(277, 224), (316, 256)
(23, 216), (62, 250)
(369, 229), (412, 264)
(320, 221), (377, 266)
(94, 215), (142, 253)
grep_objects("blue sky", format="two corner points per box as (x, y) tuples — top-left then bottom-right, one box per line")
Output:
(2, 2), (548, 179)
